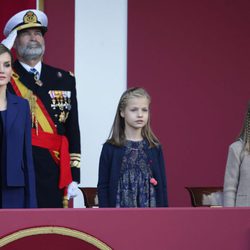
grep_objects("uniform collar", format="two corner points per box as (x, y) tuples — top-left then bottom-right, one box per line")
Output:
(19, 61), (42, 76)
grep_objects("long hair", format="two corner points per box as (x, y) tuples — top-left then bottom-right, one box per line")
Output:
(0, 44), (13, 64)
(239, 102), (250, 153)
(107, 87), (160, 147)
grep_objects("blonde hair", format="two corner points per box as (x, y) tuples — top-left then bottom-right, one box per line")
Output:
(107, 87), (160, 147)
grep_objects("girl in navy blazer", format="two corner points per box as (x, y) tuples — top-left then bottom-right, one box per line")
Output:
(0, 44), (37, 208)
(98, 87), (168, 207)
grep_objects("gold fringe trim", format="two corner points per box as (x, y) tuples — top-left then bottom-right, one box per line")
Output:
(12, 73), (54, 134)
(0, 226), (112, 250)
(63, 196), (68, 208)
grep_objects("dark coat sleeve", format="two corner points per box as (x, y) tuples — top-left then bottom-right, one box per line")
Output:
(23, 100), (37, 208)
(64, 74), (81, 182)
(157, 145), (168, 207)
(97, 143), (112, 207)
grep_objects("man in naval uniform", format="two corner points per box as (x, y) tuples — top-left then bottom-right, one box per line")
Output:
(2, 9), (81, 208)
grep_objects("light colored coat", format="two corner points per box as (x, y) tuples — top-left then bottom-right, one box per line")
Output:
(223, 140), (250, 207)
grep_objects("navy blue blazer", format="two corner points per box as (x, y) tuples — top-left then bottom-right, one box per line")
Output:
(2, 92), (37, 208)
(97, 141), (168, 207)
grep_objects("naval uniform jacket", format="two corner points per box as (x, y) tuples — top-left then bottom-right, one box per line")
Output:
(97, 141), (168, 207)
(1, 92), (37, 208)
(8, 61), (81, 208)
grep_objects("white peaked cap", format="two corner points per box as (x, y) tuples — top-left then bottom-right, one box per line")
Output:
(3, 9), (48, 37)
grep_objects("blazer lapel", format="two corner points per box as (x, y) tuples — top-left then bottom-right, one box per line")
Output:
(6, 92), (19, 134)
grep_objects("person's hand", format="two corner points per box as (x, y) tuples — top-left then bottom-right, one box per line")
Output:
(67, 181), (78, 200)
(1, 29), (17, 49)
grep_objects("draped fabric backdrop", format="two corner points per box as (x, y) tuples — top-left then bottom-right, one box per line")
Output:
(0, 1), (36, 42)
(127, 0), (250, 206)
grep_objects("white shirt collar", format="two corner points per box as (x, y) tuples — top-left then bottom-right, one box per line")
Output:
(19, 61), (42, 77)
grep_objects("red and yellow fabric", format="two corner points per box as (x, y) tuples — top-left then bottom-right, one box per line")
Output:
(11, 72), (72, 190)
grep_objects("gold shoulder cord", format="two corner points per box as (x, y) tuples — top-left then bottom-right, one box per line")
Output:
(12, 73), (54, 135)
(26, 90), (38, 134)
(12, 73), (39, 134)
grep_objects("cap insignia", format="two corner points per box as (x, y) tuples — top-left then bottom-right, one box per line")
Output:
(23, 11), (38, 24)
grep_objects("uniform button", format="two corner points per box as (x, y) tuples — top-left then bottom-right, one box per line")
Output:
(55, 125), (57, 127)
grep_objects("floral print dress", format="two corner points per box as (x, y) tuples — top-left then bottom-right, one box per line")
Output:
(116, 140), (156, 207)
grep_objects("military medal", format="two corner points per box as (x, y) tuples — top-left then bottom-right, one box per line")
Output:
(63, 91), (72, 110)
(58, 91), (64, 110)
(48, 90), (71, 123)
(34, 73), (43, 87)
(66, 91), (71, 110)
(49, 90), (57, 109)
(54, 91), (61, 110)
(35, 80), (43, 87)
(59, 111), (69, 123)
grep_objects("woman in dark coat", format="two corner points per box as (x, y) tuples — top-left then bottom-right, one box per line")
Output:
(0, 43), (37, 208)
